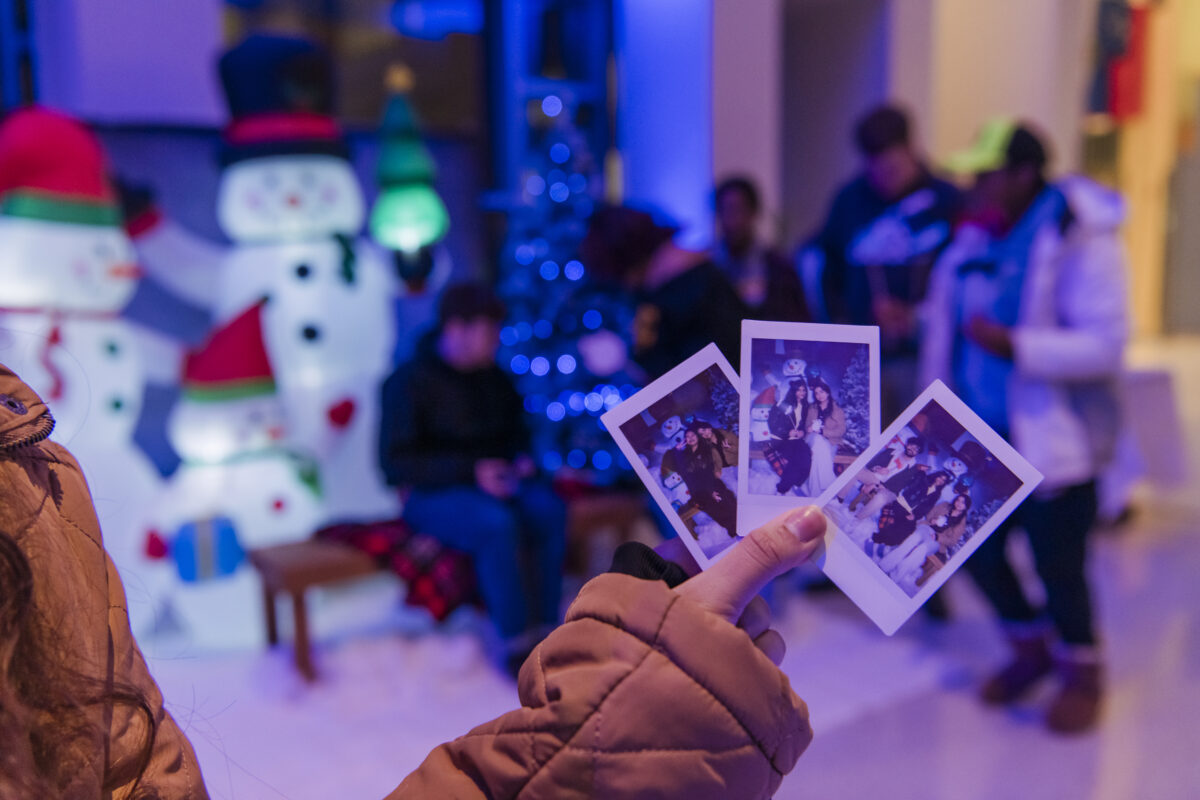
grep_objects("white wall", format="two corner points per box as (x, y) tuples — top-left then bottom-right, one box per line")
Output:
(782, 0), (890, 243)
(904, 0), (1096, 171)
(713, 0), (783, 237)
(614, 0), (713, 246)
(34, 0), (225, 125)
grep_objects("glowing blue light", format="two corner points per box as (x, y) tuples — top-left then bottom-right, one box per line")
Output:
(514, 245), (535, 265)
(533, 319), (553, 339)
(539, 260), (560, 280)
(549, 143), (571, 164)
(542, 95), (563, 117)
(604, 394), (621, 409)
(500, 326), (519, 346)
(525, 175), (546, 196)
(510, 355), (530, 374)
(621, 384), (637, 397)
(582, 310), (603, 330)
(564, 260), (585, 281)
(557, 354), (577, 374)
(526, 394), (547, 413)
(546, 402), (566, 421)
(549, 183), (570, 203)
(530, 357), (550, 376)
(584, 392), (604, 412)
(514, 321), (533, 341)
(567, 449), (587, 469)
(568, 173), (588, 194)
(592, 451), (613, 470)
(568, 392), (585, 412)
(543, 451), (563, 471)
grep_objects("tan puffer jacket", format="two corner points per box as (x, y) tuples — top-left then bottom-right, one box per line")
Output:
(388, 571), (813, 799)
(0, 365), (208, 798)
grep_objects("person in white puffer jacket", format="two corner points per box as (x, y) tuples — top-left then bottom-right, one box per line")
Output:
(920, 119), (1128, 735)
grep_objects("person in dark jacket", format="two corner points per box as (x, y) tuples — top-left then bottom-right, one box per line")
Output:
(804, 105), (961, 420)
(712, 175), (809, 322)
(767, 379), (813, 496)
(378, 283), (566, 665)
(678, 426), (737, 538)
(868, 470), (951, 557)
(580, 204), (748, 377)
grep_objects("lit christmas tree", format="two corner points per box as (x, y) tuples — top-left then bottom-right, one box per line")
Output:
(494, 96), (636, 484)
(840, 346), (871, 453)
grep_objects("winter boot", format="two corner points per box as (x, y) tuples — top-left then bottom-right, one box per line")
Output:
(980, 629), (1053, 705)
(1045, 651), (1103, 734)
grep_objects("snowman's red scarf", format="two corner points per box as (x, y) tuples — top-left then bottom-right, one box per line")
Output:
(0, 307), (122, 401)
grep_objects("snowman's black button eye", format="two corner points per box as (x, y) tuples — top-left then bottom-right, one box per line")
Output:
(301, 325), (321, 342)
(295, 264), (312, 279)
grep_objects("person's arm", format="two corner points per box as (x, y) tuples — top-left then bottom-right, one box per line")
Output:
(378, 368), (477, 488)
(823, 405), (847, 444)
(386, 509), (825, 800)
(1011, 228), (1128, 382)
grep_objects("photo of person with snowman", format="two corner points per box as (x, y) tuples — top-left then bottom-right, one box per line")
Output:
(828, 399), (1022, 597)
(745, 337), (872, 500)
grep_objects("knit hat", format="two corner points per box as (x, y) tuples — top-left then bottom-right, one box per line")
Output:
(0, 106), (122, 227)
(182, 300), (275, 401)
(217, 34), (348, 166)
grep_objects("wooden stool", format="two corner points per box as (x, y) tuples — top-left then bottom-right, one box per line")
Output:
(248, 540), (384, 681)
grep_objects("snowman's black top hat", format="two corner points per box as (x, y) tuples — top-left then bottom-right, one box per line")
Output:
(217, 34), (349, 166)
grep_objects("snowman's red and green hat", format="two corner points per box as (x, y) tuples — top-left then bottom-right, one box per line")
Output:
(0, 106), (122, 227)
(218, 34), (349, 166)
(182, 300), (276, 402)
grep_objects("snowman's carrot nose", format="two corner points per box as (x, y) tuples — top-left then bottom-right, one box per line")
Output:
(107, 263), (142, 279)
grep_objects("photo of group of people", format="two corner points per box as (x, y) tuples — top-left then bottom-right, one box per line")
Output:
(604, 347), (743, 565)
(738, 321), (880, 534)
(825, 396), (1024, 598)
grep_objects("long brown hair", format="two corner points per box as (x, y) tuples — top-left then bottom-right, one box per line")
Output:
(0, 529), (160, 798)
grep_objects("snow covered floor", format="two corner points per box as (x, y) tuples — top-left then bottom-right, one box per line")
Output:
(144, 509), (1200, 800)
(145, 339), (1200, 800)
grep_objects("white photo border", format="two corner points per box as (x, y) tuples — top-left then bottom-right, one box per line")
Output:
(601, 343), (741, 570)
(813, 379), (1045, 635)
(737, 320), (881, 535)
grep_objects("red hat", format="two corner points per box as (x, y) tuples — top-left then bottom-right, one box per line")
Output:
(0, 106), (121, 226)
(753, 385), (777, 407)
(182, 300), (276, 401)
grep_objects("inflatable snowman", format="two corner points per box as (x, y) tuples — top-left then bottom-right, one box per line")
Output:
(0, 107), (165, 580)
(141, 301), (323, 649)
(212, 34), (399, 522)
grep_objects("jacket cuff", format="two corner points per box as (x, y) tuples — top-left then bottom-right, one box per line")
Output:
(608, 541), (690, 588)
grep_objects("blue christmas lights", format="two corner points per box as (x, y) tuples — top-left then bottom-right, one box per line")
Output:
(510, 354), (530, 374)
(542, 95), (563, 117)
(530, 356), (550, 376)
(582, 309), (603, 330)
(546, 401), (566, 421)
(567, 449), (587, 469)
(539, 260), (560, 280)
(564, 260), (585, 281)
(592, 451), (613, 470)
(549, 143), (571, 164)
(557, 354), (577, 374)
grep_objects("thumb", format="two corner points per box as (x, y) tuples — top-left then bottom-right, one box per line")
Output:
(676, 506), (826, 623)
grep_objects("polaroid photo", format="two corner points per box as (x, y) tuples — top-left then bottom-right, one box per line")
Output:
(815, 380), (1044, 635)
(737, 320), (880, 535)
(602, 344), (742, 569)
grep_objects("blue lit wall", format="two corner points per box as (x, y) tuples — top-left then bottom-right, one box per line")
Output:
(614, 0), (713, 246)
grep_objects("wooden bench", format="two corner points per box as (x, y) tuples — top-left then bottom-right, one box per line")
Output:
(251, 494), (653, 681)
(248, 540), (384, 681)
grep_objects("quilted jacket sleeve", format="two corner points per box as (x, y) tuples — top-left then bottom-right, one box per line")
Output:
(386, 573), (812, 800)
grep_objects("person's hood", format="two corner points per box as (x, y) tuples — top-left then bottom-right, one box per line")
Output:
(0, 363), (54, 449)
(1058, 174), (1126, 233)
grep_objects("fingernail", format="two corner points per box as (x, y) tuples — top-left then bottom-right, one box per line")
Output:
(786, 506), (826, 541)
